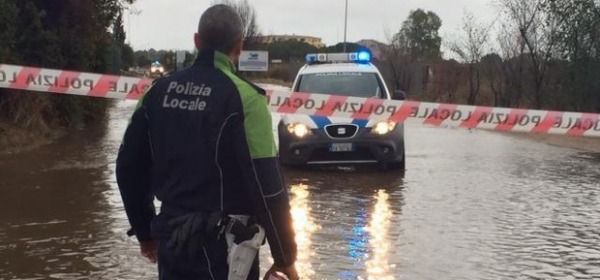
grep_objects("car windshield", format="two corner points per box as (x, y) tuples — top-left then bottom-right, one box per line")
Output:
(296, 72), (384, 98)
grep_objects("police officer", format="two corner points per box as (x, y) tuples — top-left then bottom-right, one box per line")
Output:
(116, 4), (298, 280)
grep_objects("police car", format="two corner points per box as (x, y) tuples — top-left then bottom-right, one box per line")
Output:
(150, 61), (165, 74)
(278, 51), (406, 170)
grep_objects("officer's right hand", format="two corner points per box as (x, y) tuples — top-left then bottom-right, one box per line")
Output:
(264, 264), (299, 280)
(140, 240), (158, 263)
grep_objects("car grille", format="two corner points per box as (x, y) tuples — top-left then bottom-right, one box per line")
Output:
(324, 124), (359, 139)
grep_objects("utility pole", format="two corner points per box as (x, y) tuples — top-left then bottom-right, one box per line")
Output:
(343, 0), (348, 52)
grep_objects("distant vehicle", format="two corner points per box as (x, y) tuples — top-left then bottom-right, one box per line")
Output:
(278, 51), (406, 170)
(150, 61), (164, 74)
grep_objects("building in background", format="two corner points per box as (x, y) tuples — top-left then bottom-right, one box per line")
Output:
(356, 39), (387, 60)
(258, 35), (326, 48)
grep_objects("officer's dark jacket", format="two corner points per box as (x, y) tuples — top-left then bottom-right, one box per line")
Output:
(116, 50), (297, 267)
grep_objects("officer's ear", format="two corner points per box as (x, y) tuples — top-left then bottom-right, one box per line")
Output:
(194, 33), (202, 50)
(231, 39), (243, 59)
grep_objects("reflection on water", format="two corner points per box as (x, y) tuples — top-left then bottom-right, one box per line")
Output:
(283, 168), (405, 280)
(289, 184), (320, 279)
(365, 190), (394, 280)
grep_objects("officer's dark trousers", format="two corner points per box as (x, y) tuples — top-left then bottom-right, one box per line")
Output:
(157, 236), (260, 280)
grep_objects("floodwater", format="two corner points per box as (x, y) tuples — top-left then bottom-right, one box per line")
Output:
(1, 100), (600, 280)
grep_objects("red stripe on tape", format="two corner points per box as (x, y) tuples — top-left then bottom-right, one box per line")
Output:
(89, 75), (120, 97)
(424, 104), (458, 126)
(532, 111), (563, 134)
(495, 109), (530, 131)
(460, 106), (493, 128)
(48, 70), (82, 93)
(126, 78), (153, 100)
(567, 113), (599, 136)
(389, 101), (420, 123)
(352, 98), (384, 120)
(314, 95), (348, 117)
(10, 67), (41, 90)
(277, 92), (312, 114)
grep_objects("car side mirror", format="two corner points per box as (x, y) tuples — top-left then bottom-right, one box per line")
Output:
(392, 90), (406, 101)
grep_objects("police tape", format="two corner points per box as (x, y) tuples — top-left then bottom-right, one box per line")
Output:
(1, 63), (599, 137)
(267, 92), (600, 137)
(0, 64), (153, 100)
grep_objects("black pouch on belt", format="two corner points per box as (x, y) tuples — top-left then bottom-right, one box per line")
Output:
(227, 219), (261, 245)
(166, 211), (224, 257)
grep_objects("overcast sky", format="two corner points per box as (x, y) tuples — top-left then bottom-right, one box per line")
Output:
(124, 0), (499, 52)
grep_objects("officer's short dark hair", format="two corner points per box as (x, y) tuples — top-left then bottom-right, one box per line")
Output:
(197, 5), (244, 54)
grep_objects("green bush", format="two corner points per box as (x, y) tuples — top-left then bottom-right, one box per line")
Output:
(0, 0), (130, 141)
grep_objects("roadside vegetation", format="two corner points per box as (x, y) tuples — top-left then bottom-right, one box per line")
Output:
(0, 0), (135, 152)
(379, 0), (600, 113)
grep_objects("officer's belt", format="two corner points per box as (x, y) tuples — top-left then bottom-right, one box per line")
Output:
(161, 207), (260, 256)
(160, 204), (258, 238)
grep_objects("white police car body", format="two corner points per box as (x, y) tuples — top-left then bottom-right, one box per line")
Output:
(278, 52), (405, 169)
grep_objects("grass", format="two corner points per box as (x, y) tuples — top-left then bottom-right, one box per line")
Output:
(0, 121), (64, 154)
(0, 90), (111, 154)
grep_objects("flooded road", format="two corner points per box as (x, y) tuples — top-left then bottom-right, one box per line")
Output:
(1, 100), (600, 280)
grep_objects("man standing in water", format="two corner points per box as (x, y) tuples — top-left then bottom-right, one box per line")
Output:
(116, 4), (298, 279)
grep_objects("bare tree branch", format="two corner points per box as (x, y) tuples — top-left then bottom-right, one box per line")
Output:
(448, 11), (491, 105)
(210, 0), (261, 49)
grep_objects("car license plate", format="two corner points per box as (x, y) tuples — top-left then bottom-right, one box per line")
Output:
(329, 143), (354, 152)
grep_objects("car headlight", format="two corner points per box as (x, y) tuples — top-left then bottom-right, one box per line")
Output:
(371, 121), (397, 135)
(287, 123), (312, 138)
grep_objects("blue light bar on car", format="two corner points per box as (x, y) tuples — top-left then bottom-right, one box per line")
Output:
(357, 51), (371, 62)
(305, 52), (371, 63)
(305, 53), (318, 63)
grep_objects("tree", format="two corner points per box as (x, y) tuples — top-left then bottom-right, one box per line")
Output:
(0, 0), (18, 63)
(113, 10), (126, 47)
(112, 10), (132, 71)
(394, 9), (442, 62)
(0, 0), (136, 133)
(498, 0), (559, 109)
(121, 43), (135, 70)
(435, 60), (464, 103)
(161, 51), (176, 72)
(211, 0), (261, 49)
(495, 15), (526, 108)
(134, 50), (152, 68)
(380, 9), (442, 95)
(380, 38), (414, 93)
(543, 0), (600, 111)
(481, 53), (506, 106)
(449, 12), (491, 105)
